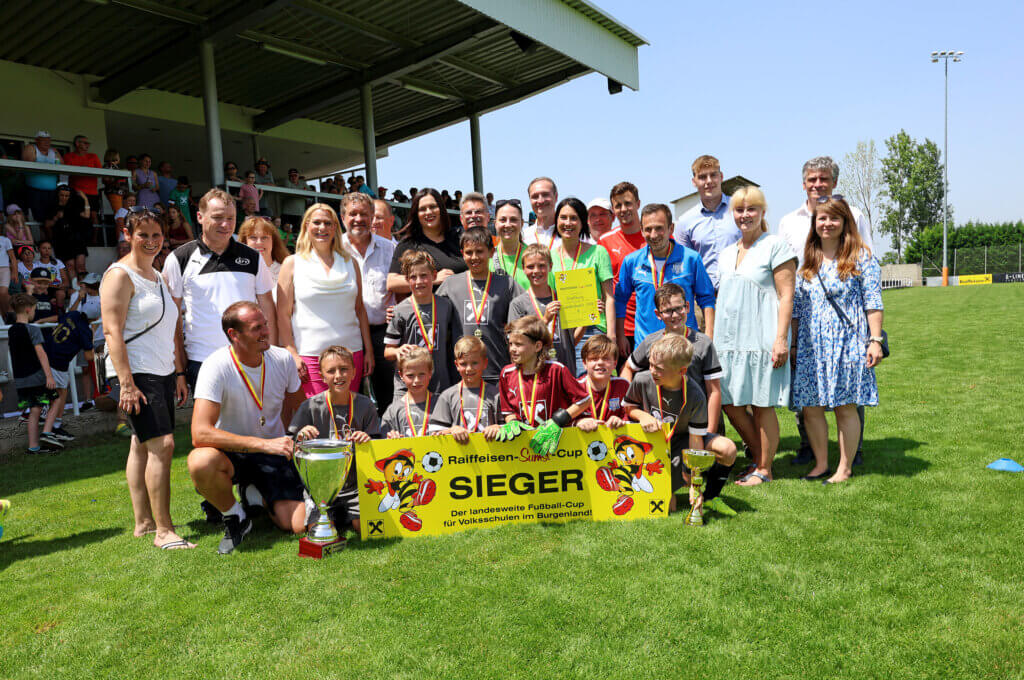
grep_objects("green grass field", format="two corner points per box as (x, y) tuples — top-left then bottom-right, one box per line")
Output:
(3, 285), (1023, 680)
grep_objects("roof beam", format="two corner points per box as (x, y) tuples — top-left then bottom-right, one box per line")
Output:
(237, 30), (371, 70)
(290, 0), (420, 48)
(93, 0), (292, 103)
(437, 56), (517, 87)
(375, 63), (589, 147)
(254, 17), (500, 132)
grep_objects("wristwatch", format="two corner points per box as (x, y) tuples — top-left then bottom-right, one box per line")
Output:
(868, 336), (884, 345)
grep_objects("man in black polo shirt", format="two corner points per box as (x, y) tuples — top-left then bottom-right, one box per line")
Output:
(163, 188), (277, 391)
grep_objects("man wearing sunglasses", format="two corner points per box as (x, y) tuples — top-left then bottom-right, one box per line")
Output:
(777, 156), (873, 267)
(778, 156), (874, 467)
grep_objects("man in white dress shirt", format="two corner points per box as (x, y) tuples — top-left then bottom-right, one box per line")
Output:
(777, 156), (871, 467)
(343, 192), (396, 414)
(521, 176), (560, 248)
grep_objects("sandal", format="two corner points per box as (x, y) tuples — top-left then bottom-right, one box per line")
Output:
(735, 471), (770, 486)
(158, 538), (197, 550)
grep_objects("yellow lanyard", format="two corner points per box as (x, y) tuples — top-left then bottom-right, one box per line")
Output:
(559, 240), (583, 271)
(648, 242), (674, 288)
(411, 296), (436, 350)
(517, 368), (541, 426)
(528, 289), (558, 339)
(325, 393), (354, 439)
(404, 393), (431, 436)
(459, 382), (487, 432)
(586, 378), (610, 421)
(229, 347), (264, 412)
(654, 373), (687, 445)
(466, 271), (492, 326)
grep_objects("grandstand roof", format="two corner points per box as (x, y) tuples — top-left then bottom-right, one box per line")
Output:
(0, 0), (646, 146)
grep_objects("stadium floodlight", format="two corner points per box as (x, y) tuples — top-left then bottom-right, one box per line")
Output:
(931, 50), (965, 286)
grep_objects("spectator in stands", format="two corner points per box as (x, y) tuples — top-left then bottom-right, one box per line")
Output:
(157, 161), (176, 207)
(168, 176), (193, 229)
(101, 208), (191, 550)
(63, 135), (102, 225)
(125, 155), (138, 177)
(35, 240), (67, 308)
(388, 188), (467, 295)
(409, 187), (418, 200)
(280, 168), (307, 228)
(21, 131), (62, 222)
(341, 192), (396, 412)
(523, 177), (559, 247)
(224, 161), (241, 201)
(441, 189), (453, 210)
(486, 192), (495, 217)
(715, 186), (796, 487)
(5, 204), (34, 249)
(779, 156), (874, 467)
(153, 202), (166, 216)
(115, 193), (136, 238)
(453, 191), (463, 208)
(372, 199), (397, 242)
(102, 149), (128, 220)
(357, 176), (375, 197)
(277, 202), (374, 396)
(0, 226), (13, 316)
(377, 186), (388, 200)
(254, 157), (275, 215)
(241, 197), (260, 220)
(238, 216), (289, 292)
(790, 196), (883, 485)
(674, 155), (740, 293)
(392, 189), (408, 204)
(134, 154), (160, 209)
(601, 181), (647, 357)
(163, 188), (277, 392)
(47, 184), (90, 284)
(239, 171), (262, 214)
(163, 204), (193, 248)
(587, 197), (615, 242)
(15, 245), (36, 291)
(153, 239), (171, 271)
(459, 192), (488, 232)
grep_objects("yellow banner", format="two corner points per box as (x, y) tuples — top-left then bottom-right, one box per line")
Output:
(554, 267), (599, 329)
(958, 274), (992, 286)
(356, 424), (671, 540)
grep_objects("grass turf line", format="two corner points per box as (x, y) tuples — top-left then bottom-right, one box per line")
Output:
(2, 285), (1023, 679)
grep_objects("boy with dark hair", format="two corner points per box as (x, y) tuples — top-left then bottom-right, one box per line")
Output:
(574, 333), (630, 432)
(384, 249), (462, 395)
(623, 333), (737, 517)
(9, 293), (59, 453)
(437, 227), (522, 385)
(41, 309), (95, 444)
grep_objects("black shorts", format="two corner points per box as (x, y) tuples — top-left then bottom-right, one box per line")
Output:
(16, 384), (55, 409)
(224, 451), (305, 506)
(108, 373), (175, 441)
(185, 359), (203, 394)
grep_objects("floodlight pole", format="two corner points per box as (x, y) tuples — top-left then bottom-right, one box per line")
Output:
(932, 50), (963, 286)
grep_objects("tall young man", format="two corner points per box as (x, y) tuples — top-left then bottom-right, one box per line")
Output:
(673, 155), (741, 292)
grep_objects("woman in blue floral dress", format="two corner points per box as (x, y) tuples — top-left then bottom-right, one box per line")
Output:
(791, 196), (884, 484)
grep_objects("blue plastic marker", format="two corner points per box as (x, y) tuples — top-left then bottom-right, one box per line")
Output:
(987, 458), (1024, 473)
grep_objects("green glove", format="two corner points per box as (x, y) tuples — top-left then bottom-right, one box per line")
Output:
(529, 419), (563, 457)
(497, 420), (533, 442)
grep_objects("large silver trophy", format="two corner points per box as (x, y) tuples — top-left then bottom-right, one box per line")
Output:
(293, 436), (355, 559)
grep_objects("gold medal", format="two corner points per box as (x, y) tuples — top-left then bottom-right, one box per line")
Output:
(474, 328), (483, 338)
(259, 415), (265, 427)
(548, 348), (557, 359)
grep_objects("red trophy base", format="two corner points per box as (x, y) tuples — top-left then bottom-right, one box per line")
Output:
(298, 536), (346, 559)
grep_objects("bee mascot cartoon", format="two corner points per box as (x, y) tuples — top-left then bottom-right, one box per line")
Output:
(595, 435), (664, 515)
(363, 450), (437, 531)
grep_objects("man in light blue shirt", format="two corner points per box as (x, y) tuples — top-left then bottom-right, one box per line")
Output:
(673, 155), (740, 292)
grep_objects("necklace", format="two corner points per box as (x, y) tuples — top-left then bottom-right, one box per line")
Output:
(648, 242), (674, 288)
(517, 367), (541, 426)
(229, 347), (265, 426)
(654, 374), (687, 445)
(325, 392), (354, 439)
(586, 377), (611, 421)
(411, 296), (436, 350)
(466, 271), (492, 338)
(459, 382), (487, 431)
(404, 392), (432, 436)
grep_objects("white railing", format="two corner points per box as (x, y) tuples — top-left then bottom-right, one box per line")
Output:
(880, 278), (913, 290)
(223, 180), (459, 217)
(0, 158), (133, 188)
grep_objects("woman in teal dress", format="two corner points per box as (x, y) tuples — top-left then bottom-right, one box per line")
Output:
(716, 186), (797, 487)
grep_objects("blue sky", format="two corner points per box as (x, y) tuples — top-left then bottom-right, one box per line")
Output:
(376, 0), (1024, 253)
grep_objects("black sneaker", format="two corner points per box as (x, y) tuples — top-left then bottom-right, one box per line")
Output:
(51, 426), (75, 442)
(39, 432), (65, 450)
(791, 447), (814, 466)
(853, 451), (864, 467)
(78, 401), (95, 412)
(217, 515), (252, 554)
(200, 500), (224, 525)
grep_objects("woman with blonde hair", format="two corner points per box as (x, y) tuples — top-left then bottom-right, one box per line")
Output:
(791, 196), (883, 484)
(716, 186), (798, 487)
(238, 216), (289, 290)
(4, 204), (34, 249)
(277, 203), (373, 397)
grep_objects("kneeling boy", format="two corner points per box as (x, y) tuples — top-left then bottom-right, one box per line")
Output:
(382, 347), (441, 438)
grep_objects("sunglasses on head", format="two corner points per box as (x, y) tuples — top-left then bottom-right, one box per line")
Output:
(495, 198), (522, 210)
(816, 194), (845, 204)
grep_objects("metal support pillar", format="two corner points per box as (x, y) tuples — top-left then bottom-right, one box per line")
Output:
(360, 83), (377, 192)
(469, 112), (484, 193)
(200, 40), (224, 188)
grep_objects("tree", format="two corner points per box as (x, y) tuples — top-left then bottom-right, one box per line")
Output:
(878, 130), (949, 261)
(838, 139), (881, 230)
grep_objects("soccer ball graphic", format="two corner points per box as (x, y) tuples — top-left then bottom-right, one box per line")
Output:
(422, 451), (444, 473)
(587, 441), (608, 462)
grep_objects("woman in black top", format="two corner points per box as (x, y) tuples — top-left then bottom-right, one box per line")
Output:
(387, 188), (466, 294)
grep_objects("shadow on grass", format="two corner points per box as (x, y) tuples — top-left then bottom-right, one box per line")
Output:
(0, 527), (121, 570)
(773, 436), (930, 479)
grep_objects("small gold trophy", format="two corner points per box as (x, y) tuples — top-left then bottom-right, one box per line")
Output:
(682, 449), (716, 526)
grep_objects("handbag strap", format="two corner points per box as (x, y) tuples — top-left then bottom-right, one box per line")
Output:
(124, 275), (167, 345)
(816, 270), (854, 329)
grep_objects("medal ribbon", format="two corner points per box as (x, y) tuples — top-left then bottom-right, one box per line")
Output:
(404, 392), (432, 436)
(229, 347), (264, 413)
(500, 242), (522, 282)
(586, 378), (611, 421)
(517, 368), (540, 426)
(648, 242), (674, 288)
(467, 271), (492, 327)
(528, 289), (558, 339)
(412, 296), (437, 350)
(560, 240), (583, 271)
(654, 374), (687, 445)
(325, 393), (354, 439)
(459, 382), (487, 432)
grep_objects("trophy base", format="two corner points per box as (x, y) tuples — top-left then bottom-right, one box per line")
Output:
(684, 508), (704, 526)
(298, 536), (346, 559)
